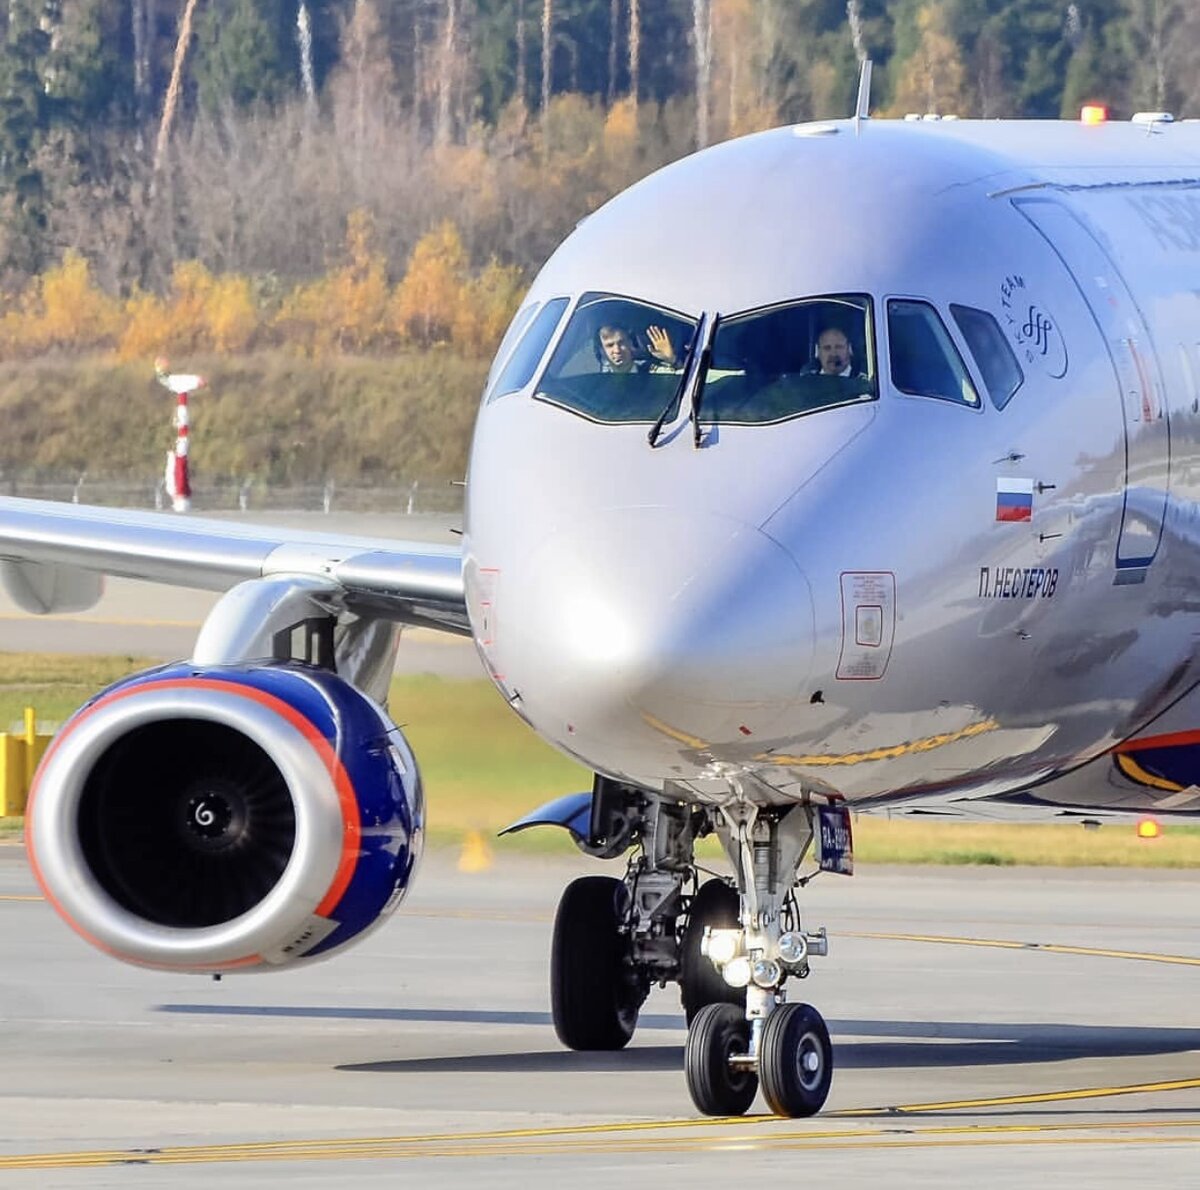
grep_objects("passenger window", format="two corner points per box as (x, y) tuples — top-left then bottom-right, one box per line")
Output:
(888, 300), (980, 407)
(950, 304), (1023, 409)
(483, 301), (540, 399)
(487, 297), (569, 402)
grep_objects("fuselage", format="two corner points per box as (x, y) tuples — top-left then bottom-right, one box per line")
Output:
(463, 116), (1200, 812)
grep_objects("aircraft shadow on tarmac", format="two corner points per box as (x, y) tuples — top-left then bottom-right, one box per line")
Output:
(159, 1004), (1200, 1074)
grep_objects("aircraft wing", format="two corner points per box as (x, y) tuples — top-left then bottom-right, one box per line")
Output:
(0, 496), (469, 635)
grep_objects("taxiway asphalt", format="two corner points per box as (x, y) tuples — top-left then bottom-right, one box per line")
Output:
(3, 847), (1200, 1187)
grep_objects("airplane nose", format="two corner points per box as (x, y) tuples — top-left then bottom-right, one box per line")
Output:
(502, 508), (814, 767)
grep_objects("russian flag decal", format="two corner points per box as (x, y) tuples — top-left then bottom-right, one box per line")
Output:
(996, 477), (1034, 522)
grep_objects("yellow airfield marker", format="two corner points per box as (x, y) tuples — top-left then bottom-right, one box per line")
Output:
(457, 829), (494, 873)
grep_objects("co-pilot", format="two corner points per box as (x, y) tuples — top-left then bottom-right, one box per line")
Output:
(598, 324), (678, 373)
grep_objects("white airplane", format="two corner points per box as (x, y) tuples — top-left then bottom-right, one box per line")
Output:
(2, 79), (1198, 1118)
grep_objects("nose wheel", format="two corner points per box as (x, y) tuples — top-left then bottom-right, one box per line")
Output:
(684, 1002), (758, 1116)
(759, 1002), (833, 1117)
(685, 999), (833, 1117)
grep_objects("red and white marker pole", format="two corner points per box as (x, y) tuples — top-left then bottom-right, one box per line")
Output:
(155, 357), (207, 513)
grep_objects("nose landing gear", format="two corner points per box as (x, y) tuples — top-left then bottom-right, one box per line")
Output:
(683, 800), (838, 1117)
(540, 782), (845, 1118)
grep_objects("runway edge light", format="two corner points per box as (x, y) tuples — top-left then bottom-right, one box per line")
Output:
(1136, 817), (1162, 840)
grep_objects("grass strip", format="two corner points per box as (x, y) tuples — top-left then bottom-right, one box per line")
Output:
(0, 654), (1197, 868)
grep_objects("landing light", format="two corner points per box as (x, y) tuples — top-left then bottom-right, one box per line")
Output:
(722, 956), (752, 989)
(751, 959), (783, 989)
(1080, 104), (1108, 125)
(703, 928), (741, 966)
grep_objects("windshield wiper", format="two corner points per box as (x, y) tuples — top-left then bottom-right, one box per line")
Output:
(647, 316), (704, 448)
(690, 313), (720, 448)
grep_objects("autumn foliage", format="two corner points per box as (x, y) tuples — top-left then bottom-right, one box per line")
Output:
(0, 212), (523, 364)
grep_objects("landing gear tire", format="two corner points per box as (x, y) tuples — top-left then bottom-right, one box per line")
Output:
(679, 878), (746, 1024)
(758, 1002), (833, 1117)
(551, 875), (645, 1050)
(684, 1002), (759, 1116)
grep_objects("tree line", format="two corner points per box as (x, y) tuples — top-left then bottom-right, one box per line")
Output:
(0, 0), (1196, 336)
(1, 215), (521, 359)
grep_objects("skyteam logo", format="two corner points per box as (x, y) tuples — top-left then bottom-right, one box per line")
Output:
(996, 477), (1033, 523)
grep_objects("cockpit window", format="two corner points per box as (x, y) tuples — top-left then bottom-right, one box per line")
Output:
(698, 295), (876, 425)
(950, 304), (1024, 409)
(534, 293), (698, 423)
(488, 297), (569, 402)
(483, 301), (541, 400)
(887, 300), (980, 407)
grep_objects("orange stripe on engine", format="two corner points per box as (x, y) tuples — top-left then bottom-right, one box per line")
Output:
(1116, 729), (1200, 754)
(26, 674), (361, 966)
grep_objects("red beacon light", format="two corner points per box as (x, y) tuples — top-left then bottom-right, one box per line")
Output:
(1080, 104), (1109, 126)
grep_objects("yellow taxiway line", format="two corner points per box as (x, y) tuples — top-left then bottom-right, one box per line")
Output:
(833, 1075), (1200, 1116)
(6, 1111), (1200, 1169)
(845, 930), (1200, 967)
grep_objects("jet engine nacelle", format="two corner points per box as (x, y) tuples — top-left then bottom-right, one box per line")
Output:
(26, 661), (422, 974)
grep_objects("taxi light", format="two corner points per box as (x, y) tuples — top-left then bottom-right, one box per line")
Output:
(1080, 104), (1108, 125)
(751, 959), (782, 989)
(778, 931), (808, 966)
(1136, 817), (1161, 840)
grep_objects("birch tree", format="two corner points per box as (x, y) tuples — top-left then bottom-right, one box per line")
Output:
(515, 0), (526, 106)
(628, 0), (639, 109)
(692, 0), (712, 148)
(330, 0), (395, 195)
(607, 0), (618, 105)
(434, 0), (457, 145)
(541, 0), (551, 113)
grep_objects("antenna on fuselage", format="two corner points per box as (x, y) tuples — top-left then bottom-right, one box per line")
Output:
(854, 59), (873, 134)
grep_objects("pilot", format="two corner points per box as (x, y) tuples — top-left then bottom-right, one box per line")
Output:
(598, 324), (678, 373)
(782, 322), (871, 410)
(813, 326), (859, 377)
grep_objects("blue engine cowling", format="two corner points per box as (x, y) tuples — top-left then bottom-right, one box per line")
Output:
(26, 661), (422, 974)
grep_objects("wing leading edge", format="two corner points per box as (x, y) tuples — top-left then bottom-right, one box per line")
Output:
(0, 496), (469, 635)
